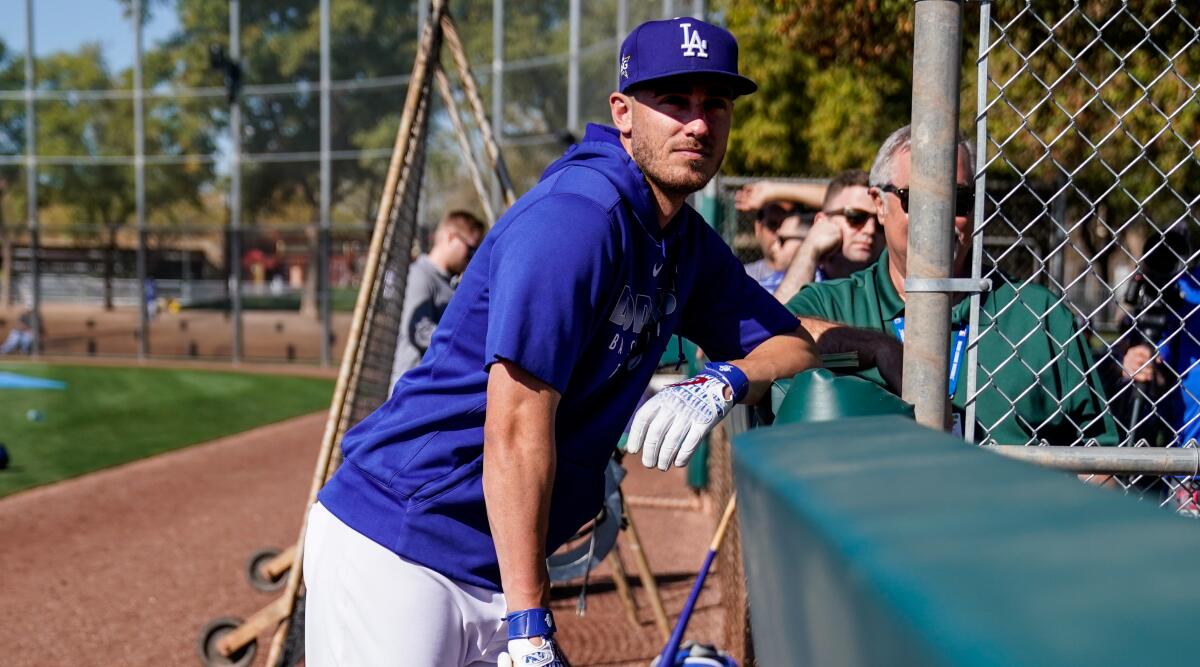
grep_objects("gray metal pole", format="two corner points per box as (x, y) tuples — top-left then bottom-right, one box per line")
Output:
(617, 0), (628, 39)
(24, 0), (39, 354)
(902, 0), (963, 431)
(986, 445), (1200, 476)
(692, 0), (705, 19)
(319, 0), (332, 367)
(230, 0), (243, 362)
(964, 0), (991, 443)
(662, 0), (675, 19)
(134, 0), (148, 358)
(491, 0), (504, 212)
(568, 0), (580, 135)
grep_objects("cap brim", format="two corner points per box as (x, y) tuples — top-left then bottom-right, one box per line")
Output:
(622, 70), (758, 97)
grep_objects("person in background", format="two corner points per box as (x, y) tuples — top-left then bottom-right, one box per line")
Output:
(787, 124), (1117, 447)
(0, 309), (37, 355)
(390, 210), (487, 389)
(773, 169), (885, 304)
(742, 202), (807, 293)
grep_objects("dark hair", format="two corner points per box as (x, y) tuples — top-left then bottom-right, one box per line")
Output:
(438, 210), (487, 238)
(821, 169), (869, 209)
(756, 201), (795, 232)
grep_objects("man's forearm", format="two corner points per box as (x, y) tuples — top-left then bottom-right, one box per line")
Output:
(483, 361), (559, 611)
(797, 316), (903, 391)
(729, 325), (820, 404)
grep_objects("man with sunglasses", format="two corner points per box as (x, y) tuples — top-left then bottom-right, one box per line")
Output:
(774, 169), (885, 304)
(787, 125), (1116, 447)
(389, 209), (487, 388)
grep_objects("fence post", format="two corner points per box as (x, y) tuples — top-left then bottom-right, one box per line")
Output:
(24, 0), (40, 355)
(903, 0), (964, 431)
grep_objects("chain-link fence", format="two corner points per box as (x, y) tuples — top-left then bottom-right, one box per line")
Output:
(970, 1), (1200, 513)
(0, 0), (700, 365)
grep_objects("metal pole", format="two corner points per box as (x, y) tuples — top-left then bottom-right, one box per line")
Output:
(617, 0), (628, 40)
(567, 0), (580, 136)
(230, 0), (243, 362)
(319, 0), (332, 367)
(964, 0), (992, 443)
(692, 0), (705, 19)
(985, 445), (1200, 476)
(24, 0), (39, 355)
(902, 0), (963, 431)
(134, 0), (148, 358)
(491, 0), (504, 212)
(662, 0), (675, 19)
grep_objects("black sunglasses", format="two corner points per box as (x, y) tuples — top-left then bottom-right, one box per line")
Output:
(822, 207), (876, 227)
(878, 184), (975, 218)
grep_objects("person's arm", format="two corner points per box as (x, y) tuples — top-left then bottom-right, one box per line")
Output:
(798, 316), (904, 392)
(774, 216), (843, 304)
(734, 180), (828, 211)
(731, 323), (819, 403)
(482, 359), (559, 611)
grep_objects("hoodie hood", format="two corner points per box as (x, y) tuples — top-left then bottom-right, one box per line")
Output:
(542, 124), (661, 238)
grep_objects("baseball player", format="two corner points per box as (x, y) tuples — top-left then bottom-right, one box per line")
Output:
(304, 17), (819, 666)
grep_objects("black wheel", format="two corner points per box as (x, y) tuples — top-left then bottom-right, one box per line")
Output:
(197, 616), (256, 667)
(246, 547), (287, 592)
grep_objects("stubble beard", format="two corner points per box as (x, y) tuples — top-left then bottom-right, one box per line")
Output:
(632, 135), (721, 199)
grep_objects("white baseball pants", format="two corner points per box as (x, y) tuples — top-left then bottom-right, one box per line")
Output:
(303, 502), (509, 666)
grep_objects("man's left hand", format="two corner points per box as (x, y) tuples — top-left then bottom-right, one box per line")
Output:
(626, 363), (748, 470)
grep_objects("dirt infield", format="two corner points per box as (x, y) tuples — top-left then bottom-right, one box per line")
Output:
(0, 412), (726, 666)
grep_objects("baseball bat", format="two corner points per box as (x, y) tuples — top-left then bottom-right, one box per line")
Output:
(655, 494), (738, 666)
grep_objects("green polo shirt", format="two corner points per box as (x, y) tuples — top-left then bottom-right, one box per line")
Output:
(786, 250), (1117, 446)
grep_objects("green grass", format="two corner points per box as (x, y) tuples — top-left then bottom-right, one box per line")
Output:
(183, 287), (360, 312)
(0, 362), (334, 498)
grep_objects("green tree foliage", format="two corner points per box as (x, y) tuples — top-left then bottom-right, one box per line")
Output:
(720, 0), (919, 176)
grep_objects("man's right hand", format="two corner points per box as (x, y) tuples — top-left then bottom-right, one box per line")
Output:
(1122, 343), (1155, 383)
(499, 608), (570, 666)
(873, 336), (904, 393)
(498, 637), (571, 667)
(798, 215), (843, 261)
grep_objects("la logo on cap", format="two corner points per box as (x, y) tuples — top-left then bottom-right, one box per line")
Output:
(679, 22), (708, 58)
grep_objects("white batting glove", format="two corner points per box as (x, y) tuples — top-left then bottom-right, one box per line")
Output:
(626, 362), (750, 471)
(499, 608), (571, 667)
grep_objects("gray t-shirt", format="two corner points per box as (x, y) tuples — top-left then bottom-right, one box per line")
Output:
(390, 255), (456, 388)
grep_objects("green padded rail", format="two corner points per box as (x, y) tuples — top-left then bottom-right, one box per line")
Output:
(734, 415), (1200, 666)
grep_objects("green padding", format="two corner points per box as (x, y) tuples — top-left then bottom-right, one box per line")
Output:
(774, 368), (913, 425)
(733, 416), (1200, 666)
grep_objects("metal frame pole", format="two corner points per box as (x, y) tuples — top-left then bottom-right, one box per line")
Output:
(903, 0), (964, 431)
(319, 0), (332, 366)
(617, 0), (628, 40)
(491, 0), (504, 212)
(134, 0), (149, 358)
(567, 0), (580, 136)
(692, 0), (705, 19)
(662, 0), (675, 19)
(965, 0), (992, 443)
(229, 0), (243, 362)
(24, 0), (39, 354)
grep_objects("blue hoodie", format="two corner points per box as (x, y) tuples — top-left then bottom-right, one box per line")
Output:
(318, 124), (797, 590)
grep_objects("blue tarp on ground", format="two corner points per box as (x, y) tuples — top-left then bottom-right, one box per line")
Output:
(0, 372), (66, 390)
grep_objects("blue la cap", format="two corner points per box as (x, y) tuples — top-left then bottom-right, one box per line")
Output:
(618, 17), (757, 97)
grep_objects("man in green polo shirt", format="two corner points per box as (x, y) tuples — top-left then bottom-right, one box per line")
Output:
(789, 125), (1117, 446)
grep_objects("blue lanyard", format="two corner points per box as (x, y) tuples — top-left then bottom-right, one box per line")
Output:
(892, 317), (968, 398)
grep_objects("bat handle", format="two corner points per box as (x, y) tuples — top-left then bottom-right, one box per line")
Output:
(656, 494), (738, 665)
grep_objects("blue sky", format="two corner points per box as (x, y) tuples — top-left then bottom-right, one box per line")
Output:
(0, 0), (179, 73)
